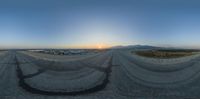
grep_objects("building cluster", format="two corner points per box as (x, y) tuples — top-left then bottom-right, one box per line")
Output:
(28, 49), (103, 55)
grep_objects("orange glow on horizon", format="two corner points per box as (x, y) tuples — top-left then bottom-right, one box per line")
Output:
(98, 45), (102, 49)
(62, 43), (112, 49)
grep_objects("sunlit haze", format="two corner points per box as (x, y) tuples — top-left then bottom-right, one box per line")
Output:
(0, 0), (200, 49)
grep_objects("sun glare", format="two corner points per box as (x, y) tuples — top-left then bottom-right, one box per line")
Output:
(98, 45), (102, 49)
(96, 44), (111, 49)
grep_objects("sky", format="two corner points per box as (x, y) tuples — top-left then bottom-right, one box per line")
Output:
(0, 0), (200, 49)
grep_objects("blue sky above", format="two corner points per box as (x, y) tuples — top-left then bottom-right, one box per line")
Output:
(0, 0), (200, 49)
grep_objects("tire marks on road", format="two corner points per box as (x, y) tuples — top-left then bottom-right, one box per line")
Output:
(15, 52), (114, 96)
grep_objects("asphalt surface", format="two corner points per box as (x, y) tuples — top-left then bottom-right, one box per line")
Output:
(0, 50), (200, 99)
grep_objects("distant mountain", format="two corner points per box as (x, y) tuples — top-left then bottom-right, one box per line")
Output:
(111, 45), (161, 49)
(110, 45), (125, 49)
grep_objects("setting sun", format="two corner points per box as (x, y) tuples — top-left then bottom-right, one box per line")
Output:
(98, 45), (102, 49)
(96, 44), (111, 49)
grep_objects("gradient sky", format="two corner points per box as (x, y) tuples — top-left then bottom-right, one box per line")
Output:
(0, 0), (200, 49)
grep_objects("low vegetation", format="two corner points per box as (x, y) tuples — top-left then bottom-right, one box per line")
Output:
(133, 49), (199, 58)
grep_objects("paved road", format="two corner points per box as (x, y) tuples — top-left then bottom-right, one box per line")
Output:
(112, 50), (200, 98)
(0, 51), (123, 99)
(1, 50), (200, 99)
